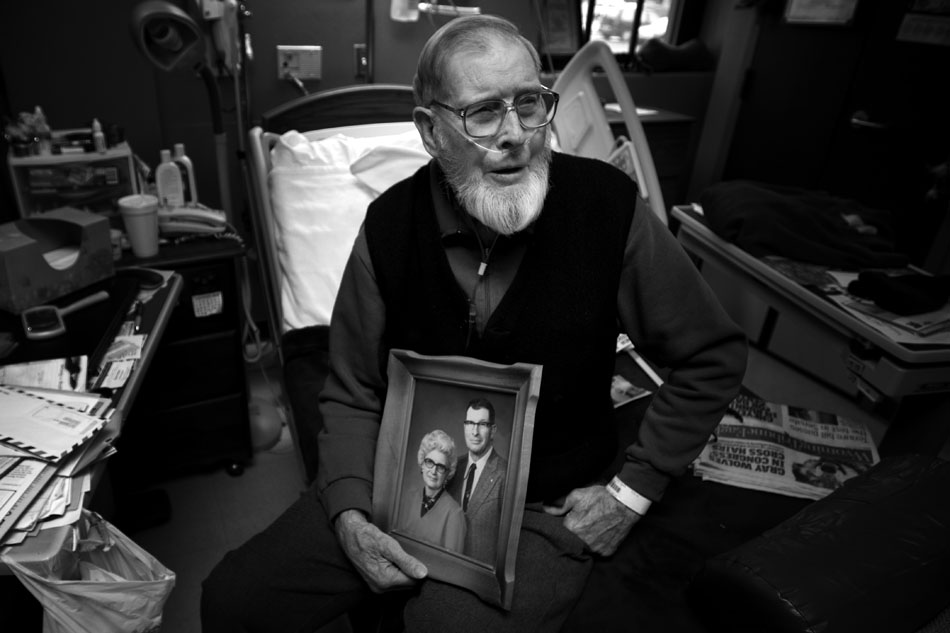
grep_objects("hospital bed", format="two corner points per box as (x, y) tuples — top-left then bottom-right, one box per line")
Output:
(246, 40), (666, 484)
(246, 84), (421, 482)
(672, 205), (950, 399)
(671, 203), (950, 453)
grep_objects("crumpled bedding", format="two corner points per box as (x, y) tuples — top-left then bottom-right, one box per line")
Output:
(270, 127), (429, 331)
(699, 180), (909, 270)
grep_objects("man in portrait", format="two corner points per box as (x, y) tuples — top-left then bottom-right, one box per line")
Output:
(448, 397), (508, 563)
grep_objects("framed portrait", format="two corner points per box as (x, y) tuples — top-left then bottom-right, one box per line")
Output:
(784, 0), (859, 25)
(372, 350), (542, 609)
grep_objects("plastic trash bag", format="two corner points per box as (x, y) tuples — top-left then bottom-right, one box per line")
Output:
(2, 509), (176, 633)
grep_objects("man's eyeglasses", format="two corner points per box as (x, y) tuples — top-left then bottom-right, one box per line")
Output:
(422, 458), (448, 475)
(463, 420), (495, 431)
(430, 90), (560, 139)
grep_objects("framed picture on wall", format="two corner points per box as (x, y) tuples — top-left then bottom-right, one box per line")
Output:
(541, 0), (581, 55)
(372, 349), (542, 609)
(784, 0), (860, 25)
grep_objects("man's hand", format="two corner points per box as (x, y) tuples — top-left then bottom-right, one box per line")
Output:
(334, 509), (428, 592)
(543, 485), (641, 556)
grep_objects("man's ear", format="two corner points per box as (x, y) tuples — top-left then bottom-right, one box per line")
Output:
(413, 106), (440, 158)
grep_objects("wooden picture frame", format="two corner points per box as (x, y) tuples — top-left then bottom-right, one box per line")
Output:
(784, 0), (859, 25)
(372, 350), (542, 609)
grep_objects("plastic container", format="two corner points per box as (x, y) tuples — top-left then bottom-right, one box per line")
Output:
(390, 0), (419, 22)
(92, 118), (107, 154)
(173, 143), (198, 205)
(155, 149), (185, 208)
(33, 106), (52, 155)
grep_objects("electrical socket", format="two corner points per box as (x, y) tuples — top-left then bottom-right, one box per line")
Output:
(354, 43), (368, 79)
(277, 45), (322, 80)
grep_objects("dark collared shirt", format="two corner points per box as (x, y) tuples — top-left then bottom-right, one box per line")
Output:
(429, 161), (529, 336)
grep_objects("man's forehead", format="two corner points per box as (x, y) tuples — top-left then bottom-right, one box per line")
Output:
(466, 406), (490, 420)
(442, 36), (539, 101)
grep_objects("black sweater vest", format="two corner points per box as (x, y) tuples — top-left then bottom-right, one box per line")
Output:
(365, 153), (637, 501)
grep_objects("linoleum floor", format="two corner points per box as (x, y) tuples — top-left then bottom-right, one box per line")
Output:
(129, 350), (315, 633)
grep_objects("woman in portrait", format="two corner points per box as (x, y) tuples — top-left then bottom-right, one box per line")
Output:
(396, 429), (466, 553)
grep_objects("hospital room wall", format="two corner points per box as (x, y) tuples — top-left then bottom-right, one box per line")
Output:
(0, 0), (715, 224)
(250, 1), (542, 114)
(370, 1), (539, 86)
(0, 2), (169, 223)
(0, 1), (541, 223)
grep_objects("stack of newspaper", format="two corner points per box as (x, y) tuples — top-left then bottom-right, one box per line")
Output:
(691, 391), (880, 500)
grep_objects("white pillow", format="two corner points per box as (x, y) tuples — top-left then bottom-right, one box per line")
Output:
(269, 128), (429, 331)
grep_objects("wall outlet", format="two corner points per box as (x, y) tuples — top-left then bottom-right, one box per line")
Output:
(354, 43), (368, 79)
(277, 45), (322, 80)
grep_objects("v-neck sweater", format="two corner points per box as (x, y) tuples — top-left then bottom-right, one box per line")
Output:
(317, 152), (747, 521)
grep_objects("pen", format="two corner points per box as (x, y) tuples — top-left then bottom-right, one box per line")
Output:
(130, 300), (144, 333)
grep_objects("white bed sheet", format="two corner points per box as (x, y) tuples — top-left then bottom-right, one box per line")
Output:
(269, 127), (429, 331)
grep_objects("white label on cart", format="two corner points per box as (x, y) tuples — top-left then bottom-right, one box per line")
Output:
(192, 291), (223, 318)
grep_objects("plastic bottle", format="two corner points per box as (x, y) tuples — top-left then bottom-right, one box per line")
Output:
(155, 149), (186, 208)
(390, 0), (419, 22)
(92, 118), (107, 154)
(33, 106), (52, 155)
(173, 142), (198, 206)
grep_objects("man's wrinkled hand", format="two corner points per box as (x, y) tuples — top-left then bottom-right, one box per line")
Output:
(542, 485), (641, 556)
(334, 509), (428, 592)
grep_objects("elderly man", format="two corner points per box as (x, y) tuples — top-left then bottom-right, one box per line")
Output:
(202, 14), (746, 633)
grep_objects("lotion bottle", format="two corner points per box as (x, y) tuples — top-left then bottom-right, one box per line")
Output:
(155, 149), (186, 208)
(33, 106), (52, 155)
(173, 142), (198, 206)
(91, 118), (107, 153)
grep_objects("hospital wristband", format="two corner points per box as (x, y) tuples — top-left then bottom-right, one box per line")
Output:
(606, 476), (652, 515)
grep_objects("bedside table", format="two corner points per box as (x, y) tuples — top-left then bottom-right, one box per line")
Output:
(113, 238), (253, 486)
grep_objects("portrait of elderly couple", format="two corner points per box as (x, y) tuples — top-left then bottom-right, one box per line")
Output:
(395, 396), (509, 565)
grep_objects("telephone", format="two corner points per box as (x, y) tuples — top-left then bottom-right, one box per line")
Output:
(157, 207), (228, 236)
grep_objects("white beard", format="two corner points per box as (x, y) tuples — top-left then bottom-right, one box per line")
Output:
(437, 131), (552, 235)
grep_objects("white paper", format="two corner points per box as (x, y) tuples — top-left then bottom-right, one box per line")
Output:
(0, 357), (88, 392)
(0, 386), (107, 462)
(0, 459), (48, 519)
(611, 375), (652, 408)
(18, 387), (112, 416)
(101, 335), (146, 364)
(95, 359), (136, 390)
(13, 475), (71, 531)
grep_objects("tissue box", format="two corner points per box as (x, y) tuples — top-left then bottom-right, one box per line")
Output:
(0, 207), (114, 314)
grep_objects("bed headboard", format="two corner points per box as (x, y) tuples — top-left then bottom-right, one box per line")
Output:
(259, 84), (417, 134)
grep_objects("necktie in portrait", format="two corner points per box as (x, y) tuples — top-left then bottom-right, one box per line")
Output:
(463, 463), (477, 511)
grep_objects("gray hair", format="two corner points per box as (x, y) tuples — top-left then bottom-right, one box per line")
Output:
(417, 429), (459, 481)
(412, 14), (542, 107)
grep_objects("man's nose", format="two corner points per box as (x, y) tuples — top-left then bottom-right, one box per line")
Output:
(494, 108), (528, 149)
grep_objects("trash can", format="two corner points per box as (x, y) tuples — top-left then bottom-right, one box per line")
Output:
(2, 509), (176, 633)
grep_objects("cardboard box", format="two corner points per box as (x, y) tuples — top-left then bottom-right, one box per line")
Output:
(0, 207), (114, 314)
